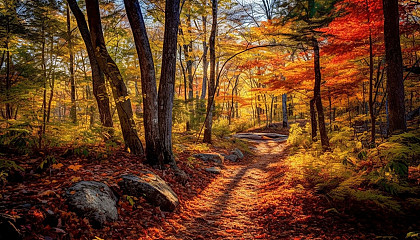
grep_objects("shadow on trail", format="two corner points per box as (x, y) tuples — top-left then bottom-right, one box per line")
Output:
(163, 140), (287, 240)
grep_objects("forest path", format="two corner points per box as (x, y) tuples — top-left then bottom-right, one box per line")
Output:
(162, 139), (288, 240)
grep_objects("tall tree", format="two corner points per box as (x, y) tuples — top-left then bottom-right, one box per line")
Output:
(203, 0), (217, 143)
(279, 0), (335, 149)
(85, 0), (143, 155)
(157, 0), (182, 165)
(201, 14), (208, 100)
(68, 0), (142, 152)
(124, 0), (183, 169)
(312, 37), (329, 149)
(67, 3), (77, 124)
(67, 0), (114, 139)
(123, 0), (160, 164)
(383, 0), (406, 133)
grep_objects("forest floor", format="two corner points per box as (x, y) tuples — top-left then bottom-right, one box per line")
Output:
(161, 139), (287, 240)
(159, 135), (381, 240)
(1, 124), (416, 239)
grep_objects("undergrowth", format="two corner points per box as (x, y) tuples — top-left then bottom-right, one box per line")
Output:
(286, 123), (420, 218)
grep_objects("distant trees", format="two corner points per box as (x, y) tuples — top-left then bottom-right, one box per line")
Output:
(0, 0), (25, 120)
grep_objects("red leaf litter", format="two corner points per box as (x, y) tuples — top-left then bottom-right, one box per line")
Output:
(1, 140), (416, 239)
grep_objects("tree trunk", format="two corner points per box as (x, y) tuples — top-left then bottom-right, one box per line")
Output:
(124, 0), (161, 164)
(368, 33), (376, 145)
(39, 23), (47, 148)
(47, 36), (55, 123)
(383, 0), (406, 134)
(203, 0), (217, 143)
(282, 93), (288, 127)
(67, 4), (77, 124)
(312, 38), (329, 150)
(67, 0), (114, 138)
(85, 0), (143, 155)
(4, 6), (12, 120)
(310, 98), (317, 141)
(328, 94), (332, 131)
(157, 0), (181, 165)
(366, 0), (375, 145)
(201, 15), (208, 100)
(229, 75), (239, 125)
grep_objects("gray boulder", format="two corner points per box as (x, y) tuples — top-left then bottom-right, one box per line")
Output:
(66, 181), (118, 228)
(205, 167), (221, 174)
(224, 154), (238, 162)
(231, 148), (244, 159)
(193, 153), (224, 164)
(119, 172), (179, 211)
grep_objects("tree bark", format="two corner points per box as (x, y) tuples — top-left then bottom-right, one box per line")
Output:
(85, 0), (143, 155)
(67, 4), (77, 124)
(67, 0), (114, 139)
(310, 98), (317, 141)
(312, 38), (329, 150)
(203, 0), (217, 143)
(383, 0), (406, 134)
(46, 36), (55, 123)
(124, 0), (161, 164)
(366, 0), (375, 145)
(282, 93), (288, 127)
(157, 0), (181, 165)
(201, 15), (208, 100)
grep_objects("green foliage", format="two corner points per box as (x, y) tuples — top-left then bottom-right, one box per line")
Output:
(285, 128), (420, 215)
(74, 146), (90, 158)
(38, 155), (57, 171)
(368, 131), (420, 180)
(0, 121), (36, 154)
(212, 119), (232, 138)
(125, 195), (137, 207)
(0, 159), (24, 185)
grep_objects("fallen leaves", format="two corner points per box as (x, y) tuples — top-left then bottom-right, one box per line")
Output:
(68, 164), (83, 171)
(52, 163), (64, 169)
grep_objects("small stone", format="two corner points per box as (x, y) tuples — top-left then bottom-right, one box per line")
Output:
(224, 155), (238, 162)
(205, 167), (221, 174)
(193, 153), (224, 164)
(231, 148), (244, 159)
(21, 203), (31, 209)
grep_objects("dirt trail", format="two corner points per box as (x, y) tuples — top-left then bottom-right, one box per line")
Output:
(163, 140), (287, 240)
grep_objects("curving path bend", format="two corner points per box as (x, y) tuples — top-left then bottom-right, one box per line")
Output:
(163, 137), (288, 240)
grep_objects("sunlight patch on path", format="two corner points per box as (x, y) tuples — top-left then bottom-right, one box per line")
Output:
(163, 141), (287, 240)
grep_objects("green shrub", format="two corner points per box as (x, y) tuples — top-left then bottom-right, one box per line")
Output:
(212, 119), (231, 138)
(0, 122), (36, 154)
(0, 159), (24, 185)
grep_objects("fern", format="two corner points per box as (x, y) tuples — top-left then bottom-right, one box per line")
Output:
(0, 159), (24, 185)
